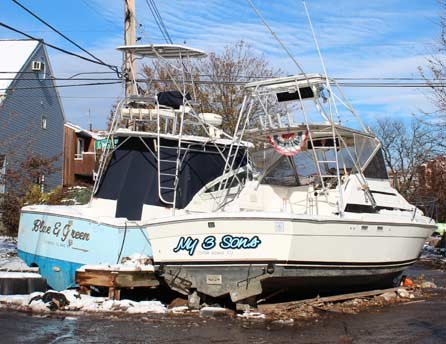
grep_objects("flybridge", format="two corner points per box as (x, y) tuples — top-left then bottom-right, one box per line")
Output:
(117, 44), (207, 59)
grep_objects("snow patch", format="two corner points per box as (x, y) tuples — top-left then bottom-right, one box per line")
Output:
(0, 272), (42, 278)
(0, 290), (167, 314)
(237, 310), (266, 319)
(170, 306), (189, 314)
(77, 254), (154, 273)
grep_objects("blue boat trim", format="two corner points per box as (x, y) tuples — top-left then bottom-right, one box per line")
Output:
(18, 249), (83, 291)
(17, 212), (153, 291)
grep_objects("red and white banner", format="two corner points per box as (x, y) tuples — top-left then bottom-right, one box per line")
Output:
(267, 131), (309, 156)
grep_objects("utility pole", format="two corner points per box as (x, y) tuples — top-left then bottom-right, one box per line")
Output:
(124, 0), (137, 97)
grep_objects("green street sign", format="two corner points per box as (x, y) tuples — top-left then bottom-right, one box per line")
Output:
(95, 139), (118, 150)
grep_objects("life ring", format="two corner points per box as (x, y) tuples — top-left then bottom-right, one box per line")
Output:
(267, 131), (309, 156)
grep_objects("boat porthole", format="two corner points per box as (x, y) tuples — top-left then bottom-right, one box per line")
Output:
(208, 222), (215, 228)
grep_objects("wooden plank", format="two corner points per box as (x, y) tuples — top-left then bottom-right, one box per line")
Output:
(76, 271), (115, 287)
(76, 270), (159, 288)
(258, 287), (402, 313)
(115, 273), (159, 288)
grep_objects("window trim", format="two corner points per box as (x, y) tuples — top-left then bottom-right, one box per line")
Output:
(38, 61), (46, 80)
(75, 137), (85, 160)
(41, 114), (47, 130)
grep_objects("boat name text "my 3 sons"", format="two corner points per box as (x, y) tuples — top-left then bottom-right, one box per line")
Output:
(173, 235), (261, 256)
(32, 219), (90, 242)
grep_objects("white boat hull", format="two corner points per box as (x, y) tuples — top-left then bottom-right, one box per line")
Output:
(146, 213), (433, 301)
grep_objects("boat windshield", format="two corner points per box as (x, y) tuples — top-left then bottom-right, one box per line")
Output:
(252, 133), (388, 186)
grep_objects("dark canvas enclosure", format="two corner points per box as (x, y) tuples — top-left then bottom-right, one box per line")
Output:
(157, 91), (191, 109)
(95, 137), (246, 220)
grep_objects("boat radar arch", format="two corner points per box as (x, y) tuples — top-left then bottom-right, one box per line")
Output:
(117, 44), (207, 59)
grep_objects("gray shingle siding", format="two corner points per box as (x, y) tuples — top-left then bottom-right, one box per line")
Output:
(0, 43), (65, 192)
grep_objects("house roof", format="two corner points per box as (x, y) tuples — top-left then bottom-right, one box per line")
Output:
(0, 39), (40, 93)
(65, 122), (105, 140)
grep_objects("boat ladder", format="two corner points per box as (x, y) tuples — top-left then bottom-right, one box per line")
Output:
(156, 105), (185, 211)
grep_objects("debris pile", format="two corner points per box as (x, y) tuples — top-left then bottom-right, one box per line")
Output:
(0, 280), (439, 321)
(420, 244), (446, 270)
(257, 286), (430, 321)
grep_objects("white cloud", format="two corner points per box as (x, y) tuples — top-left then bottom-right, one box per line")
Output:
(37, 0), (439, 129)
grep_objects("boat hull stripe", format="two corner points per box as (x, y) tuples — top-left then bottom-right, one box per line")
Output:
(158, 258), (418, 268)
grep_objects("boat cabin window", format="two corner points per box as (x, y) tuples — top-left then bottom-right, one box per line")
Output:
(205, 170), (250, 193)
(259, 147), (357, 187)
(363, 149), (388, 179)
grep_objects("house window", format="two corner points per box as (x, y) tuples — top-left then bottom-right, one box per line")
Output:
(0, 155), (5, 194)
(75, 137), (85, 160)
(32, 60), (46, 79)
(41, 115), (47, 129)
(40, 62), (46, 80)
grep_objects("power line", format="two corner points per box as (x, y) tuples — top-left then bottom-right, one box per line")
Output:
(2, 71), (446, 83)
(144, 0), (172, 44)
(0, 77), (121, 81)
(136, 78), (445, 87)
(0, 75), (443, 88)
(0, 71), (117, 75)
(336, 83), (443, 88)
(145, 0), (168, 43)
(151, 0), (172, 43)
(0, 22), (120, 72)
(0, 81), (122, 91)
(11, 29), (118, 34)
(335, 77), (439, 81)
(10, 0), (117, 73)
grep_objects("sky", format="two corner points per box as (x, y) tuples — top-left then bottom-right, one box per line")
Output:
(0, 0), (442, 129)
